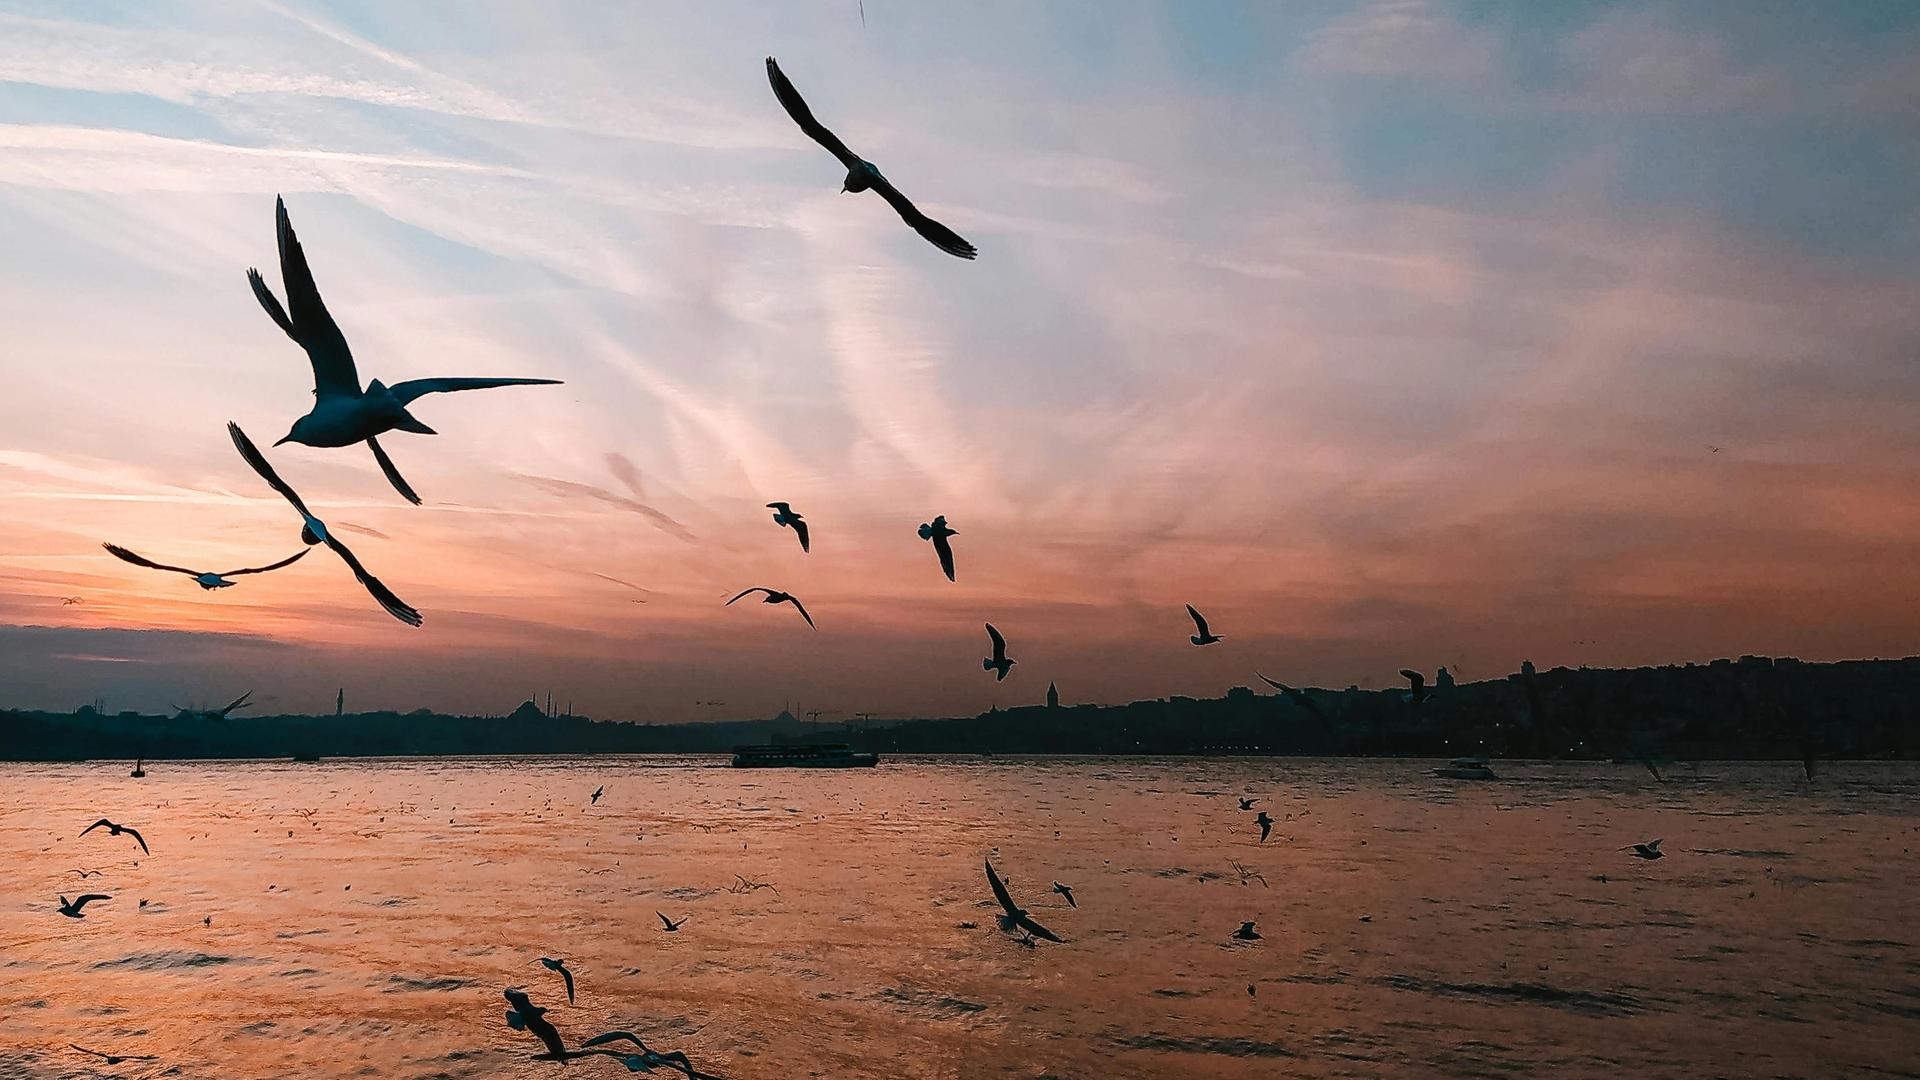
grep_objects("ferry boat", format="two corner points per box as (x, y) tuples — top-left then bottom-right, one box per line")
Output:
(730, 743), (879, 769)
(1432, 756), (1497, 780)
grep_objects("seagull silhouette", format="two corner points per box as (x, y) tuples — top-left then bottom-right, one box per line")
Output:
(726, 587), (815, 629)
(532, 957), (576, 1004)
(1254, 812), (1273, 844)
(1186, 605), (1222, 646)
(657, 912), (687, 932)
(1255, 672), (1327, 718)
(69, 1044), (155, 1066)
(766, 57), (977, 260)
(247, 196), (561, 504)
(1232, 921), (1261, 941)
(102, 543), (308, 591)
(1400, 668), (1430, 704)
(1051, 882), (1076, 908)
(985, 859), (1062, 943)
(228, 422), (421, 626)
(1238, 797), (1258, 811)
(578, 1032), (702, 1079)
(173, 691), (255, 722)
(58, 894), (110, 918)
(918, 515), (957, 581)
(1625, 838), (1664, 860)
(766, 502), (810, 553)
(590, 786), (604, 805)
(81, 819), (148, 854)
(983, 623), (1015, 681)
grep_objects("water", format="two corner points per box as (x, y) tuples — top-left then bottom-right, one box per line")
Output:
(2, 757), (1916, 1079)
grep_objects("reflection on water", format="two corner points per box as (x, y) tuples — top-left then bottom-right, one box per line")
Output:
(2, 757), (1916, 1078)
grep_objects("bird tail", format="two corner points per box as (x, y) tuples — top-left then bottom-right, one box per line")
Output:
(391, 408), (437, 436)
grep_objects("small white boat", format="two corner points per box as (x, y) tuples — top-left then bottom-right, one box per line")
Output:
(1432, 756), (1497, 780)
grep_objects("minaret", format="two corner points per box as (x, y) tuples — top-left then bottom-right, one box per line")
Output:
(1046, 681), (1060, 709)
(335, 688), (344, 717)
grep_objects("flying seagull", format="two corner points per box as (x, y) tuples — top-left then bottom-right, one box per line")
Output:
(1625, 838), (1664, 860)
(247, 195), (561, 504)
(766, 502), (810, 553)
(228, 422), (422, 626)
(1256, 672), (1327, 718)
(590, 786), (604, 805)
(69, 1045), (157, 1066)
(918, 515), (957, 581)
(578, 1032), (701, 1080)
(102, 543), (308, 591)
(1232, 920), (1261, 941)
(765, 57), (977, 260)
(532, 957), (576, 1004)
(58, 894), (110, 918)
(1238, 797), (1258, 811)
(1400, 668), (1430, 704)
(173, 691), (255, 722)
(1051, 881), (1076, 908)
(503, 988), (569, 1058)
(81, 819), (148, 855)
(726, 587), (815, 629)
(1186, 604), (1222, 646)
(982, 622), (1014, 681)
(984, 859), (1062, 943)
(657, 912), (687, 933)
(1254, 811), (1273, 844)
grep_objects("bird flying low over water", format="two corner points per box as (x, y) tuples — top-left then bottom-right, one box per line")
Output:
(766, 502), (810, 553)
(58, 894), (110, 918)
(765, 57), (977, 260)
(102, 543), (309, 590)
(247, 196), (561, 504)
(532, 957), (575, 1004)
(1186, 604), (1222, 646)
(1400, 669), (1430, 704)
(1625, 838), (1664, 860)
(983, 623), (1015, 681)
(590, 786), (604, 805)
(985, 859), (1062, 943)
(578, 1032), (702, 1079)
(918, 515), (957, 581)
(726, 587), (815, 629)
(1254, 811), (1273, 844)
(228, 422), (422, 626)
(69, 1045), (156, 1066)
(81, 819), (148, 854)
(657, 912), (687, 932)
(1052, 882), (1077, 908)
(1238, 797), (1258, 811)
(1232, 921), (1261, 941)
(173, 691), (255, 722)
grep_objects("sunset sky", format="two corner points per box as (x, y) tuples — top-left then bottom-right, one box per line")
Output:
(3, 1), (1918, 722)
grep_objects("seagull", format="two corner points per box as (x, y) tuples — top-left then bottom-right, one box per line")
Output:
(81, 819), (148, 854)
(918, 515), (957, 581)
(1625, 839), (1664, 860)
(228, 422), (422, 626)
(503, 988), (569, 1058)
(532, 957), (576, 1004)
(130, 759), (146, 779)
(725, 587), (815, 630)
(1232, 921), (1261, 941)
(173, 691), (256, 722)
(657, 912), (687, 933)
(1051, 882), (1076, 908)
(766, 503), (810, 553)
(1186, 605), (1222, 646)
(1238, 797), (1258, 811)
(1400, 668), (1430, 704)
(58, 894), (110, 918)
(247, 196), (561, 504)
(69, 1045), (155, 1066)
(60, 596), (84, 605)
(102, 543), (309, 591)
(590, 786), (604, 805)
(1254, 811), (1273, 844)
(985, 859), (1062, 943)
(579, 1032), (701, 1080)
(69, 868), (104, 879)
(982, 623), (1015, 681)
(765, 57), (977, 260)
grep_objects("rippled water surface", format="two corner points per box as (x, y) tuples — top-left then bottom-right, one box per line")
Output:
(2, 757), (1916, 1079)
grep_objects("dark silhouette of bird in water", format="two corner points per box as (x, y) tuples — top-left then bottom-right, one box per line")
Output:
(1186, 604), (1221, 646)
(1232, 921), (1261, 941)
(657, 912), (687, 932)
(985, 859), (1062, 943)
(579, 1032), (702, 1079)
(69, 1045), (156, 1066)
(247, 196), (561, 504)
(1625, 839), (1664, 860)
(590, 786), (604, 805)
(1400, 668), (1430, 704)
(532, 957), (575, 1004)
(102, 543), (309, 590)
(228, 422), (421, 625)
(503, 988), (569, 1057)
(130, 759), (145, 779)
(765, 57), (977, 260)
(58, 894), (110, 918)
(918, 515), (957, 581)
(1254, 812), (1273, 844)
(983, 623), (1015, 681)
(1238, 797), (1258, 811)
(1052, 881), (1076, 908)
(81, 819), (148, 854)
(726, 587), (815, 629)
(766, 502), (810, 553)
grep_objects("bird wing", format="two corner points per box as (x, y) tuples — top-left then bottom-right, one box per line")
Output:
(74, 894), (110, 908)
(985, 622), (1006, 658)
(1014, 910), (1063, 943)
(123, 827), (148, 854)
(792, 518), (810, 553)
(386, 376), (563, 407)
(657, 911), (673, 929)
(321, 533), (423, 626)
(933, 533), (955, 580)
(785, 595), (816, 629)
(1186, 604), (1209, 636)
(726, 588), (770, 606)
(560, 965), (575, 1003)
(765, 57), (860, 169)
(222, 691), (253, 714)
(228, 422), (318, 521)
(268, 196), (361, 399)
(1255, 673), (1290, 692)
(81, 820), (111, 836)
(868, 173), (979, 260)
(581, 1032), (646, 1050)
(1648, 839), (1662, 850)
(984, 858), (1021, 919)
(1399, 668), (1424, 692)
(69, 1045), (110, 1061)
(367, 437), (423, 506)
(220, 549), (311, 577)
(101, 543), (198, 577)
